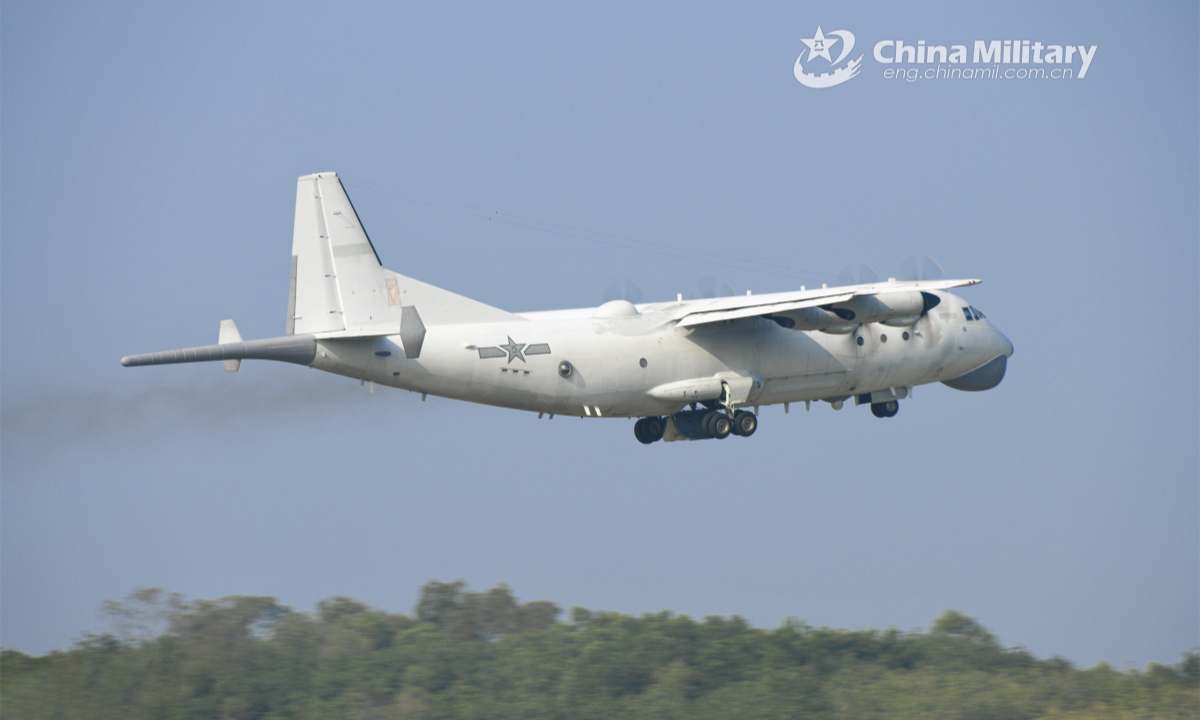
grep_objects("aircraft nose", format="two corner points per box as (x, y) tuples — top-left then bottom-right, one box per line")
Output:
(998, 329), (1013, 357)
(943, 325), (1012, 392)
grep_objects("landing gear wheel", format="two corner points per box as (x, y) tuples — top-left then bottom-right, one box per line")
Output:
(732, 410), (757, 437)
(871, 401), (899, 418)
(643, 416), (664, 442)
(634, 418), (653, 444)
(634, 417), (665, 444)
(709, 413), (732, 439)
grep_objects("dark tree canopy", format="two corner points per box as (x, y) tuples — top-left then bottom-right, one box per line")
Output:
(2, 583), (1195, 720)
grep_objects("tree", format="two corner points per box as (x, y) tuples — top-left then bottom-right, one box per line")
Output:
(415, 580), (559, 641)
(930, 609), (996, 645)
(99, 587), (186, 646)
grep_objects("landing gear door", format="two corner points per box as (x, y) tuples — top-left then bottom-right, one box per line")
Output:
(714, 371), (764, 407)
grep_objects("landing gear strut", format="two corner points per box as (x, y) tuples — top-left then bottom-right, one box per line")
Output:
(870, 400), (899, 418)
(716, 380), (756, 438)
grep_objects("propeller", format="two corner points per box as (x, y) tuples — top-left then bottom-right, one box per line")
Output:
(602, 277), (646, 304)
(894, 254), (949, 331)
(897, 254), (945, 282)
(695, 275), (736, 299)
(834, 262), (881, 286)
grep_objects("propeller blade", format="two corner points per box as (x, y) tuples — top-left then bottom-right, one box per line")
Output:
(602, 281), (622, 303)
(623, 279), (646, 304)
(858, 262), (880, 285)
(602, 277), (646, 304)
(696, 275), (735, 299)
(699, 275), (723, 299)
(921, 254), (945, 281)
(835, 264), (857, 287)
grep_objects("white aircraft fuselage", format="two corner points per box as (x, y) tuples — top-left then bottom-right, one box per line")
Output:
(122, 173), (1012, 443)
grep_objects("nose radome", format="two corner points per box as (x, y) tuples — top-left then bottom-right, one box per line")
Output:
(999, 330), (1013, 357)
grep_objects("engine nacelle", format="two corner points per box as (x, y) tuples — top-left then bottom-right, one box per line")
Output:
(770, 291), (933, 332)
(881, 315), (921, 327)
(827, 291), (924, 324)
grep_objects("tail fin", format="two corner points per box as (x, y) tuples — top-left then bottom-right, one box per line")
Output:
(289, 173), (394, 335)
(218, 319), (243, 372)
(122, 173), (525, 371)
(288, 172), (522, 348)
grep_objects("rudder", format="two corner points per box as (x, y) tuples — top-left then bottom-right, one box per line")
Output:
(288, 172), (394, 335)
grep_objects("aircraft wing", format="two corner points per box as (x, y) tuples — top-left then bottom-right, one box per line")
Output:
(673, 278), (980, 328)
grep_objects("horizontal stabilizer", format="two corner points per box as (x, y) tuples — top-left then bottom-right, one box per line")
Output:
(122, 335), (317, 368)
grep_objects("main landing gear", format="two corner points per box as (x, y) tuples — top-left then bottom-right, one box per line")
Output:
(870, 400), (899, 418)
(731, 410), (757, 436)
(702, 411), (732, 439)
(634, 416), (665, 444)
(634, 408), (757, 444)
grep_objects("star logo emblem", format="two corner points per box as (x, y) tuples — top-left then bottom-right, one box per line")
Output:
(801, 26), (839, 63)
(794, 26), (861, 89)
(499, 336), (526, 363)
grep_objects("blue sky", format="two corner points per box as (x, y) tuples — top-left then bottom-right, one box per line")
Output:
(2, 1), (1196, 668)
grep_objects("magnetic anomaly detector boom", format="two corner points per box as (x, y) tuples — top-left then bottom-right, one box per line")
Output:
(122, 173), (1013, 443)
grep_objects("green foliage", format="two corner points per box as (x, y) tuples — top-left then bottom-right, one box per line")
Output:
(415, 581), (559, 642)
(931, 609), (997, 644)
(2, 585), (1195, 720)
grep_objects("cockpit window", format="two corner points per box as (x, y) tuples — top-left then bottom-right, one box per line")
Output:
(962, 306), (986, 321)
(973, 307), (985, 319)
(962, 307), (973, 321)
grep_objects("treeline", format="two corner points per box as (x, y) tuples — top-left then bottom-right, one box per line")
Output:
(2, 582), (1196, 720)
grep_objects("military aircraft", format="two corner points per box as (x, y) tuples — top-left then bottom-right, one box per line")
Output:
(122, 172), (1013, 444)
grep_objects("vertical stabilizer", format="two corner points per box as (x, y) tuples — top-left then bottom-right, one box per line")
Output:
(289, 173), (394, 335)
(218, 319), (243, 372)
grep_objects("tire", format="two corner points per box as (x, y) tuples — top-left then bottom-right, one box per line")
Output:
(702, 411), (720, 438)
(634, 418), (653, 444)
(871, 403), (886, 418)
(733, 410), (757, 437)
(884, 400), (899, 417)
(644, 417), (664, 442)
(710, 414), (732, 439)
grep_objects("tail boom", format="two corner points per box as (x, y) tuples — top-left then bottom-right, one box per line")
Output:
(121, 335), (317, 368)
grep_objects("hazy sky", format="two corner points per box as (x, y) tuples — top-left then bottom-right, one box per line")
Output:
(2, 1), (1196, 668)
